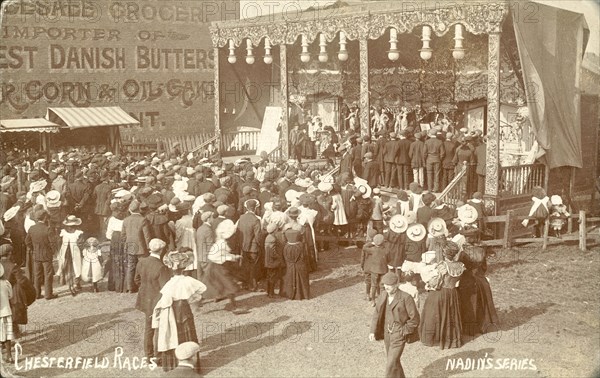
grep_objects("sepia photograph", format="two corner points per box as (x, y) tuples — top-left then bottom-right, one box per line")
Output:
(0, 0), (599, 377)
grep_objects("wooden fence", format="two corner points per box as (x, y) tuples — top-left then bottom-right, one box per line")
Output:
(221, 130), (260, 153)
(480, 210), (600, 251)
(499, 163), (548, 196)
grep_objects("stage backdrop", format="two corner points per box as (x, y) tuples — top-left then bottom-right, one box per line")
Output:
(0, 0), (239, 137)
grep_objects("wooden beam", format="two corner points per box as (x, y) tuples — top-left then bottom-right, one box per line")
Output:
(503, 210), (513, 248)
(579, 210), (587, 251)
(280, 44), (289, 160)
(214, 47), (221, 156)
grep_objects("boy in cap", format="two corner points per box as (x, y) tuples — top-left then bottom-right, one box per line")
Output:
(409, 132), (426, 188)
(361, 234), (388, 306)
(169, 341), (201, 376)
(369, 272), (420, 378)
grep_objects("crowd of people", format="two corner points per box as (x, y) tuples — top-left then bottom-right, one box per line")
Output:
(288, 108), (487, 197)
(0, 128), (572, 375)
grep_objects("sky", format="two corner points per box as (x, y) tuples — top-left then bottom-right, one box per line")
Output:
(239, 0), (599, 55)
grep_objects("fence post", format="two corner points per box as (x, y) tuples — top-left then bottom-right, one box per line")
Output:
(579, 210), (587, 251)
(503, 210), (513, 249)
(542, 220), (549, 250)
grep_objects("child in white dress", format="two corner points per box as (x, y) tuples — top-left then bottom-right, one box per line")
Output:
(81, 237), (103, 292)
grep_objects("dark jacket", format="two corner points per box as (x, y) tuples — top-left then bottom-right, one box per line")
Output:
(94, 182), (113, 216)
(361, 243), (388, 275)
(383, 140), (400, 164)
(442, 140), (457, 169)
(362, 160), (380, 188)
(25, 222), (57, 262)
(134, 255), (171, 316)
(1, 258), (36, 324)
(409, 140), (426, 168)
(264, 233), (284, 269)
(122, 213), (149, 255)
(370, 290), (420, 341)
(144, 212), (176, 253)
(237, 212), (261, 253)
(395, 138), (412, 165)
(423, 137), (445, 163)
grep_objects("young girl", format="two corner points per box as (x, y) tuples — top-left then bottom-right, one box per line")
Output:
(549, 195), (570, 238)
(0, 265), (13, 363)
(81, 237), (103, 292)
(58, 215), (84, 296)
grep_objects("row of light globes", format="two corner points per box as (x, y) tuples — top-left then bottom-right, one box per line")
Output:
(226, 24), (465, 65)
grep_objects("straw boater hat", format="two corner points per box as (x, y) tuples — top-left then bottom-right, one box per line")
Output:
(3, 205), (20, 222)
(354, 178), (372, 199)
(216, 219), (236, 240)
(317, 181), (333, 193)
(295, 177), (312, 189)
(29, 179), (47, 193)
(457, 204), (479, 224)
(163, 249), (195, 270)
(389, 215), (409, 234)
(406, 223), (427, 242)
(63, 215), (82, 226)
(45, 190), (61, 208)
(428, 218), (449, 237)
(285, 189), (302, 204)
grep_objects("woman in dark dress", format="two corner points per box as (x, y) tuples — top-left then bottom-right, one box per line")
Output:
(457, 243), (498, 336)
(153, 248), (206, 372)
(282, 229), (310, 300)
(420, 241), (465, 349)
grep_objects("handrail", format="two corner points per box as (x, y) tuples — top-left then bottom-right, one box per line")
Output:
(267, 145), (283, 161)
(190, 134), (218, 155)
(437, 162), (468, 203)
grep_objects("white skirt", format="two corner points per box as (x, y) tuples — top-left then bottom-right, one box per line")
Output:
(0, 315), (14, 342)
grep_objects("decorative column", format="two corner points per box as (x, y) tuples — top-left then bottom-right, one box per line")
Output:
(213, 46), (222, 156)
(359, 38), (370, 137)
(485, 32), (501, 214)
(280, 44), (289, 159)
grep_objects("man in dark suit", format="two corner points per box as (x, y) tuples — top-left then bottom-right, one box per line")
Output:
(383, 132), (400, 189)
(237, 199), (262, 291)
(167, 341), (201, 377)
(395, 130), (412, 190)
(442, 132), (457, 189)
(369, 272), (420, 378)
(122, 200), (149, 293)
(362, 152), (380, 189)
(423, 129), (445, 192)
(25, 209), (58, 300)
(134, 238), (171, 360)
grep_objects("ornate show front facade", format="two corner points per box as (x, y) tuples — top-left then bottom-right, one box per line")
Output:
(208, 1), (588, 215)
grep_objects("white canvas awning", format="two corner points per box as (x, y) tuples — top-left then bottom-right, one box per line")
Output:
(45, 106), (139, 129)
(0, 118), (60, 133)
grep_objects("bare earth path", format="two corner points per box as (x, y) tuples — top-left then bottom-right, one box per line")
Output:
(3, 244), (599, 378)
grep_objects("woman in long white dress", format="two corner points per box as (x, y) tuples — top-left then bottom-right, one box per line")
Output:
(57, 215), (84, 295)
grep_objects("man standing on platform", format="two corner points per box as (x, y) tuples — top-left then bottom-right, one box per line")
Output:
(475, 134), (487, 194)
(396, 130), (412, 190)
(442, 132), (457, 189)
(423, 129), (445, 193)
(369, 272), (420, 378)
(383, 132), (400, 189)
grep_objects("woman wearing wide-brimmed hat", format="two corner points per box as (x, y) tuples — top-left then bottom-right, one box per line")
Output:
(152, 248), (206, 372)
(57, 215), (84, 296)
(420, 241), (465, 349)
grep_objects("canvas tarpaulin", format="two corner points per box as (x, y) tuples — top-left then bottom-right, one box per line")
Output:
(513, 4), (589, 169)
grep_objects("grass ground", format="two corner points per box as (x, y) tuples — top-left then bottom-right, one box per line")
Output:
(2, 242), (599, 378)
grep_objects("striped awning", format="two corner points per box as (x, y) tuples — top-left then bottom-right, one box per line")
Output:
(45, 106), (139, 129)
(0, 118), (60, 133)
